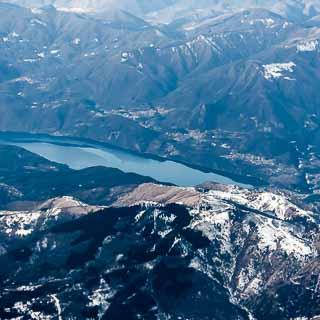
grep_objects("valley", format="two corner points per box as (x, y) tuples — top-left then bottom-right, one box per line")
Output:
(0, 1), (319, 319)
(0, 2), (319, 193)
(0, 132), (254, 187)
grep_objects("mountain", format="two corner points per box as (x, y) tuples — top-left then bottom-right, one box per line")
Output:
(1, 0), (320, 24)
(0, 182), (319, 319)
(0, 134), (319, 320)
(0, 3), (319, 193)
(0, 1), (319, 319)
(0, 0), (177, 15)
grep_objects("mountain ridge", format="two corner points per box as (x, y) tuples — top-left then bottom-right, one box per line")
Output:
(0, 2), (319, 191)
(0, 182), (319, 319)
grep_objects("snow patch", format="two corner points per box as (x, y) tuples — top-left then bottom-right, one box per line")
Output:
(250, 18), (276, 27)
(72, 38), (81, 45)
(58, 7), (93, 13)
(263, 62), (296, 80)
(297, 40), (318, 52)
(31, 8), (44, 14)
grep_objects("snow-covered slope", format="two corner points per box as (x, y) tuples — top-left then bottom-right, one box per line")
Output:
(0, 183), (319, 319)
(0, 196), (103, 238)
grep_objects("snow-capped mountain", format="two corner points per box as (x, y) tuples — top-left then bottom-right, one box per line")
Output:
(0, 143), (319, 320)
(0, 182), (319, 319)
(0, 1), (319, 319)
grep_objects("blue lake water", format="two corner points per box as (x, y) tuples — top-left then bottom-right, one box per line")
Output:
(1, 134), (252, 188)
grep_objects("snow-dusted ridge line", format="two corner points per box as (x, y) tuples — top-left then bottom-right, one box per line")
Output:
(0, 184), (319, 319)
(51, 295), (62, 320)
(0, 196), (104, 238)
(115, 183), (317, 262)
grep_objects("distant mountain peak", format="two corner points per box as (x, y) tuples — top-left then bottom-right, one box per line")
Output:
(1, 0), (319, 20)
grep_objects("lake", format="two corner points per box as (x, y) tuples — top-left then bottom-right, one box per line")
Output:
(0, 133), (252, 188)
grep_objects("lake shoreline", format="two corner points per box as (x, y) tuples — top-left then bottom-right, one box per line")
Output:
(0, 131), (262, 188)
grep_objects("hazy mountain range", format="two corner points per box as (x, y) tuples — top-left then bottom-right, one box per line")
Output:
(1, 0), (320, 21)
(0, 0), (319, 14)
(0, 0), (319, 191)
